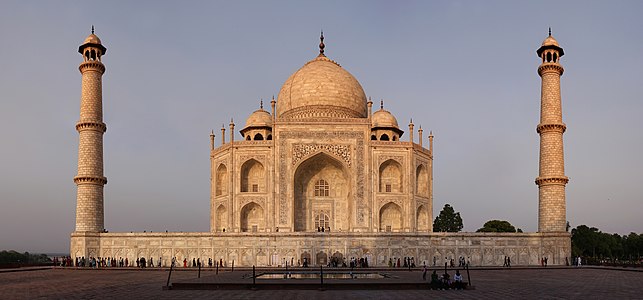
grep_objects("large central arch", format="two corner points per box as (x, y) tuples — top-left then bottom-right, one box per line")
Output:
(293, 152), (351, 232)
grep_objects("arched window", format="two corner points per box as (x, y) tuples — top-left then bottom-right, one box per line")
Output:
(392, 136), (398, 141)
(380, 134), (390, 141)
(553, 52), (558, 62)
(546, 52), (552, 62)
(254, 133), (264, 140)
(246, 135), (251, 141)
(267, 134), (272, 140)
(371, 135), (377, 140)
(314, 212), (330, 229)
(314, 179), (329, 197)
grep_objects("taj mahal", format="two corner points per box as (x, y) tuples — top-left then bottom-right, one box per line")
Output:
(71, 29), (571, 267)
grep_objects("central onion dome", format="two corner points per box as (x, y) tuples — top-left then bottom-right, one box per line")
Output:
(277, 33), (367, 119)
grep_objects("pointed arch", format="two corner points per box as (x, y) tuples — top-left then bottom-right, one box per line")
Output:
(380, 133), (390, 141)
(215, 164), (228, 196)
(254, 133), (264, 140)
(240, 202), (265, 232)
(379, 159), (403, 193)
(416, 204), (429, 232)
(416, 164), (429, 196)
(215, 204), (227, 232)
(241, 159), (264, 192)
(379, 202), (402, 232)
(293, 152), (350, 232)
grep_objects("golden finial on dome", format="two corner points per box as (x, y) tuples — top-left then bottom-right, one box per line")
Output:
(319, 30), (325, 56)
(91, 25), (94, 34)
(260, 99), (263, 109)
(549, 27), (551, 36)
(380, 99), (384, 110)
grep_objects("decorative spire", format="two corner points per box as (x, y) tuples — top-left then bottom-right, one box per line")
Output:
(260, 99), (263, 109)
(380, 99), (384, 109)
(319, 30), (325, 56)
(548, 27), (551, 36)
(91, 25), (95, 34)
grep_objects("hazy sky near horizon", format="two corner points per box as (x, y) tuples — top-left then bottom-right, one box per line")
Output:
(1, 1), (642, 253)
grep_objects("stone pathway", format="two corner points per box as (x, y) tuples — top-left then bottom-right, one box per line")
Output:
(0, 267), (641, 299)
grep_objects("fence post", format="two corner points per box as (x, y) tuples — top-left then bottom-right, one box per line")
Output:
(166, 260), (174, 288)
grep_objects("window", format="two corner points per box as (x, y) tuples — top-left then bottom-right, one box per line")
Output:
(386, 225), (392, 232)
(386, 184), (392, 193)
(314, 213), (330, 229)
(314, 179), (329, 197)
(252, 184), (259, 192)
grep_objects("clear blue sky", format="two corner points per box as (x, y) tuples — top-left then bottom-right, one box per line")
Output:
(1, 1), (642, 253)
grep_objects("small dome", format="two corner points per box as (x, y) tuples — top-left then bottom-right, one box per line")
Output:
(83, 33), (102, 45)
(541, 35), (559, 47)
(78, 30), (107, 55)
(277, 55), (368, 119)
(372, 109), (399, 128)
(243, 109), (272, 130)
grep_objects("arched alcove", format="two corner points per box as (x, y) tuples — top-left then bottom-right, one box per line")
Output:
(240, 159), (264, 192)
(216, 204), (227, 232)
(379, 202), (402, 231)
(293, 153), (350, 232)
(215, 164), (228, 196)
(416, 164), (429, 196)
(416, 205), (429, 232)
(240, 202), (265, 232)
(379, 159), (403, 193)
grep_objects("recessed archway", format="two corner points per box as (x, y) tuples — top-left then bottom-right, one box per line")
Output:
(240, 159), (264, 192)
(379, 202), (402, 232)
(379, 159), (403, 193)
(215, 164), (228, 196)
(416, 164), (429, 196)
(293, 153), (350, 232)
(240, 202), (265, 232)
(215, 204), (227, 232)
(416, 204), (429, 232)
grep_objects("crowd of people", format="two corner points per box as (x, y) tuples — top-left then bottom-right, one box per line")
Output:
(388, 256), (417, 268)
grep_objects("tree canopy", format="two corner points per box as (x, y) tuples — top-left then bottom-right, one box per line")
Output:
(571, 225), (642, 264)
(0, 250), (51, 265)
(433, 204), (463, 232)
(476, 220), (519, 233)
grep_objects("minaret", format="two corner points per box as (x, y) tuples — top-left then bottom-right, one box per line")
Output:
(74, 27), (108, 232)
(536, 29), (569, 232)
(408, 119), (414, 144)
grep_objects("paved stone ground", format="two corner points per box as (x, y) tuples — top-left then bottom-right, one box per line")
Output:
(0, 267), (641, 299)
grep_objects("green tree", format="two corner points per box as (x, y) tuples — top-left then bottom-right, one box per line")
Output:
(476, 220), (517, 233)
(433, 204), (463, 232)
